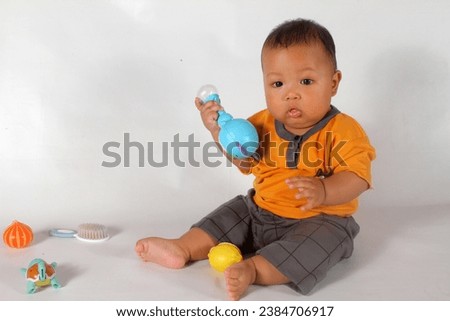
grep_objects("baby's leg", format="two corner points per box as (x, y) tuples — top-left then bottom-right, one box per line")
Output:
(135, 227), (216, 269)
(224, 255), (289, 300)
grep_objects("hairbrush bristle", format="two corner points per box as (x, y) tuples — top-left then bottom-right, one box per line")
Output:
(75, 223), (109, 242)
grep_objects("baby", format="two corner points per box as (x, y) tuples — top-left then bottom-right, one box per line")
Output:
(136, 18), (376, 300)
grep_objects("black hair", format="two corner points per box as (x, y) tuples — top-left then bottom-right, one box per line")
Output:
(263, 19), (337, 70)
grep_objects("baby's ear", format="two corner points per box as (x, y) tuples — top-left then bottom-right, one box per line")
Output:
(331, 70), (342, 96)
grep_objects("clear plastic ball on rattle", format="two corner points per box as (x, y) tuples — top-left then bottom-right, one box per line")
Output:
(197, 84), (220, 104)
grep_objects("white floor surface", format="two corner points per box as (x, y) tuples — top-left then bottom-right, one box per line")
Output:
(1, 203), (449, 301)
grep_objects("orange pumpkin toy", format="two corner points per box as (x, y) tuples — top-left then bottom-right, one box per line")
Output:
(3, 220), (34, 248)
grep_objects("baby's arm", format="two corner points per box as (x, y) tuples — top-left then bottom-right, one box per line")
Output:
(285, 171), (369, 211)
(194, 97), (255, 172)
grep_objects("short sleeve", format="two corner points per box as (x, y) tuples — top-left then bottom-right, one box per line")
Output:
(330, 115), (376, 187)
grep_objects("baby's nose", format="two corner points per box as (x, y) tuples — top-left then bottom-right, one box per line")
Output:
(285, 91), (300, 100)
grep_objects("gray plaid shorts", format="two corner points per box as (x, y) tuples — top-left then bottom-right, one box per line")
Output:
(192, 189), (360, 294)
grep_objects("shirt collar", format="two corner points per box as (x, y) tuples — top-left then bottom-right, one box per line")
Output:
(275, 105), (341, 142)
(274, 105), (341, 168)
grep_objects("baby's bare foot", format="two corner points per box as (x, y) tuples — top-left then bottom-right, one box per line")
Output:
(135, 237), (188, 269)
(224, 259), (257, 300)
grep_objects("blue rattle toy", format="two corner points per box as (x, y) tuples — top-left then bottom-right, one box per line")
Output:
(197, 85), (259, 159)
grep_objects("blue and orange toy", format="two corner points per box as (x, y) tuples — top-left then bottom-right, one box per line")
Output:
(197, 85), (259, 159)
(21, 258), (62, 293)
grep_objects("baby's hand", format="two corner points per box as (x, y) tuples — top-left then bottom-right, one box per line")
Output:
(285, 176), (326, 211)
(194, 97), (223, 135)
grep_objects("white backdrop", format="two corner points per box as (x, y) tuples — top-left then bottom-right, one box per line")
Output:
(1, 0), (449, 243)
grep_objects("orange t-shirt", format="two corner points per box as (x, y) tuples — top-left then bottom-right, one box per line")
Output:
(243, 106), (376, 219)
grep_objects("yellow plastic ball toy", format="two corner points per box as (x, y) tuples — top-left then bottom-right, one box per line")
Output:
(208, 242), (243, 272)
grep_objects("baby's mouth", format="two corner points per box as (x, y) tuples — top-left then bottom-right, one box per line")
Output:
(288, 107), (302, 118)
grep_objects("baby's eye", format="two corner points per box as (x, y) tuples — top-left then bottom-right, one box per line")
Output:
(300, 79), (313, 85)
(272, 81), (283, 88)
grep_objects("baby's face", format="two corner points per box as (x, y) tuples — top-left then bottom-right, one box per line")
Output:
(262, 43), (341, 135)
